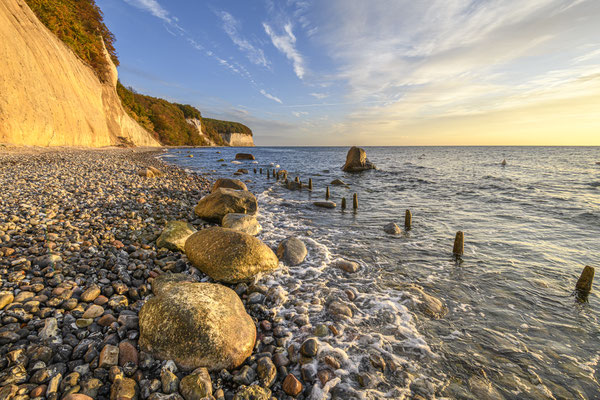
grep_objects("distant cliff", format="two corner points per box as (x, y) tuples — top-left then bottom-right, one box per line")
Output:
(0, 0), (159, 147)
(203, 118), (254, 147)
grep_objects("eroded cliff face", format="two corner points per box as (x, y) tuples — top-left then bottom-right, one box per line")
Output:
(186, 118), (216, 146)
(0, 0), (160, 147)
(220, 133), (254, 147)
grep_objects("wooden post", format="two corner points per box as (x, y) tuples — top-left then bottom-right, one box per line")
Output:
(341, 197), (347, 210)
(453, 231), (464, 256)
(308, 178), (313, 191)
(260, 168), (263, 174)
(352, 193), (358, 210)
(267, 169), (270, 178)
(253, 168), (257, 174)
(326, 186), (330, 200)
(576, 266), (595, 294)
(405, 210), (412, 230)
(295, 176), (300, 183)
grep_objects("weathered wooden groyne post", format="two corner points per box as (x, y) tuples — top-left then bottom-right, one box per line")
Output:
(326, 186), (330, 200)
(405, 210), (412, 230)
(353, 193), (358, 210)
(308, 178), (313, 191)
(295, 176), (300, 183)
(341, 197), (347, 210)
(575, 265), (596, 295)
(453, 231), (464, 256)
(260, 168), (263, 174)
(253, 168), (257, 174)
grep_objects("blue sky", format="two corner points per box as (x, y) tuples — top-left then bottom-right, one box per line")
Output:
(97, 0), (600, 145)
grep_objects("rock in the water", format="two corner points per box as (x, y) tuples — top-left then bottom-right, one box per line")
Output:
(276, 237), (307, 266)
(410, 288), (447, 319)
(333, 260), (359, 273)
(235, 153), (255, 160)
(383, 222), (401, 234)
(314, 201), (336, 209)
(222, 213), (262, 235)
(286, 181), (302, 190)
(342, 147), (376, 172)
(139, 282), (256, 371)
(156, 221), (197, 252)
(328, 301), (353, 319)
(330, 179), (346, 186)
(232, 385), (271, 400)
(194, 188), (257, 223)
(212, 178), (248, 192)
(185, 227), (278, 283)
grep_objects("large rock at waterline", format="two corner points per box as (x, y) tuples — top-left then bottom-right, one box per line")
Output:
(156, 221), (197, 252)
(342, 147), (376, 172)
(185, 227), (279, 283)
(139, 282), (256, 371)
(235, 153), (255, 160)
(222, 213), (262, 235)
(277, 237), (307, 266)
(211, 178), (248, 192)
(194, 188), (257, 223)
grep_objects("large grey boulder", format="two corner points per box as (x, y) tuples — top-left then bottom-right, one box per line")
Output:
(139, 282), (256, 371)
(222, 213), (262, 235)
(276, 237), (307, 266)
(342, 147), (376, 172)
(185, 227), (279, 283)
(156, 221), (197, 252)
(211, 178), (248, 193)
(194, 188), (257, 223)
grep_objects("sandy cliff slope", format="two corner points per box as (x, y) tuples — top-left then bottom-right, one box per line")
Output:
(0, 0), (160, 147)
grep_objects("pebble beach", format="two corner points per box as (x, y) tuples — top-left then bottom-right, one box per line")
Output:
(0, 148), (304, 400)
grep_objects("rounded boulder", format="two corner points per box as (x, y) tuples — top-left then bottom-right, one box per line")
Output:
(194, 188), (257, 223)
(342, 146), (376, 172)
(276, 237), (307, 266)
(185, 227), (279, 283)
(212, 178), (247, 193)
(139, 282), (256, 371)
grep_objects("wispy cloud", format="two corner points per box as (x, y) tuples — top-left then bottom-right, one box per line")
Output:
(292, 111), (308, 117)
(123, 0), (172, 23)
(263, 22), (306, 79)
(260, 89), (283, 103)
(219, 11), (270, 68)
(309, 92), (328, 99)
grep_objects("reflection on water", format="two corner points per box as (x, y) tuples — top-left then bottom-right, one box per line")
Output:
(165, 146), (600, 399)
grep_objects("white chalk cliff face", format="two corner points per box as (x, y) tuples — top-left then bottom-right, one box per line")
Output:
(220, 132), (254, 147)
(0, 0), (160, 147)
(186, 118), (216, 146)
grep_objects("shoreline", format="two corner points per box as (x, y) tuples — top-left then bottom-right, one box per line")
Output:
(0, 148), (289, 399)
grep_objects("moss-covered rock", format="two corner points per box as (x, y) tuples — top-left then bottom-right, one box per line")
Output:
(139, 282), (255, 371)
(222, 213), (261, 235)
(156, 221), (196, 252)
(194, 188), (257, 223)
(211, 178), (248, 192)
(185, 227), (278, 283)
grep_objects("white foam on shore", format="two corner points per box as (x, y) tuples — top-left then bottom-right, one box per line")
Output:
(254, 184), (439, 399)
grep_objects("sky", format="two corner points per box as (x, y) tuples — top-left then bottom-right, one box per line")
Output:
(96, 0), (600, 146)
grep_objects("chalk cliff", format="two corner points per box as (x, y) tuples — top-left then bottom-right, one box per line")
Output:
(220, 132), (255, 147)
(0, 0), (160, 147)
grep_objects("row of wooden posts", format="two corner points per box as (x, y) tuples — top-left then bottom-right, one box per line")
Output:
(251, 166), (594, 298)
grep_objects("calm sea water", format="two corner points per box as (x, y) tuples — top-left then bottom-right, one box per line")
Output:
(163, 146), (600, 399)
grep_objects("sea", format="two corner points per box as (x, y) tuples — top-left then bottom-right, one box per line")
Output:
(161, 146), (600, 399)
